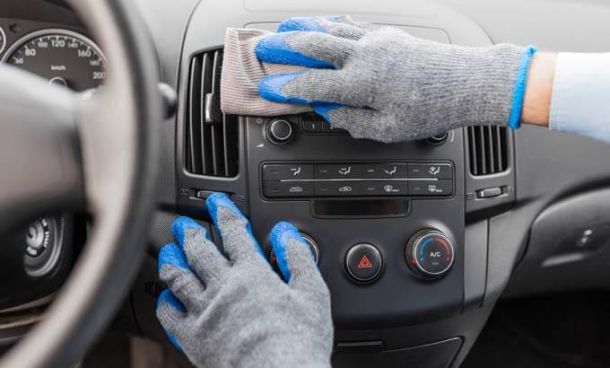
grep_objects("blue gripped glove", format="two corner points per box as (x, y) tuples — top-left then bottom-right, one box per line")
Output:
(255, 16), (537, 143)
(156, 193), (332, 368)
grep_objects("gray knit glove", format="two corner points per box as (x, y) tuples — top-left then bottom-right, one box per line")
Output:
(156, 193), (332, 368)
(256, 16), (537, 143)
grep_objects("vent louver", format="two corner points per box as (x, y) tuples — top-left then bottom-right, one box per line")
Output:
(185, 48), (238, 177)
(467, 126), (509, 176)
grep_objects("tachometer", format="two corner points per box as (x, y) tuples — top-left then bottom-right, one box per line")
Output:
(1, 29), (106, 91)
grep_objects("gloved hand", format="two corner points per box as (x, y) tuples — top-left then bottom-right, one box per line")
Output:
(156, 193), (332, 368)
(255, 16), (537, 143)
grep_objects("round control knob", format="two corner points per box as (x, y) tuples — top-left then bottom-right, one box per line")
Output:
(300, 233), (320, 264)
(426, 132), (449, 145)
(406, 229), (454, 279)
(266, 119), (293, 144)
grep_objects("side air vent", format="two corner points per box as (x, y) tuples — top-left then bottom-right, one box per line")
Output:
(467, 126), (509, 176)
(185, 48), (238, 177)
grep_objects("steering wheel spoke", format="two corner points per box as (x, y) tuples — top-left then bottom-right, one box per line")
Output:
(76, 87), (138, 215)
(0, 65), (85, 233)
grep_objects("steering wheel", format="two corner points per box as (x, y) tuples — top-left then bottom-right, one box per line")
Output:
(0, 0), (161, 366)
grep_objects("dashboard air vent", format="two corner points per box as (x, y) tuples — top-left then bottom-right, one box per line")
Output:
(185, 48), (238, 177)
(467, 126), (509, 176)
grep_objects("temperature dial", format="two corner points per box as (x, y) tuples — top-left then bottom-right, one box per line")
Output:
(406, 229), (454, 279)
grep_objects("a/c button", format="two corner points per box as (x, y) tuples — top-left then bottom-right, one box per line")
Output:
(345, 243), (383, 283)
(263, 182), (313, 198)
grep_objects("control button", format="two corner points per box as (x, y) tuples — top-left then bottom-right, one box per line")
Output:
(271, 233), (320, 264)
(315, 164), (362, 179)
(262, 164), (314, 181)
(267, 119), (293, 144)
(406, 229), (454, 279)
(407, 163), (453, 179)
(361, 165), (381, 178)
(315, 182), (360, 196)
(426, 132), (449, 145)
(408, 180), (453, 196)
(362, 181), (407, 196)
(361, 163), (407, 179)
(345, 243), (383, 283)
(195, 190), (215, 199)
(300, 114), (346, 134)
(476, 186), (503, 199)
(263, 181), (313, 198)
(321, 123), (347, 134)
(300, 118), (325, 133)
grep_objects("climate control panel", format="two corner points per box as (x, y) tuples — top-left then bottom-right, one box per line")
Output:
(261, 162), (454, 199)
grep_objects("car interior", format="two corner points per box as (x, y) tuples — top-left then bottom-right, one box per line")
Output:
(2, 0), (610, 367)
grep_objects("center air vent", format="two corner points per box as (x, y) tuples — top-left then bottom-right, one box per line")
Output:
(467, 126), (509, 176)
(185, 48), (238, 177)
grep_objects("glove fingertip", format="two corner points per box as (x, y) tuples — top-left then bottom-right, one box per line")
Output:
(270, 221), (300, 241)
(158, 243), (190, 271)
(277, 17), (327, 33)
(165, 331), (184, 352)
(157, 289), (187, 314)
(327, 15), (348, 21)
(205, 192), (245, 225)
(259, 72), (309, 104)
(270, 222), (311, 282)
(255, 32), (335, 68)
(171, 216), (208, 244)
(206, 192), (268, 261)
(312, 102), (343, 125)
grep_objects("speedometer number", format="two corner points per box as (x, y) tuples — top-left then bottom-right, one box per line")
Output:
(2, 29), (106, 91)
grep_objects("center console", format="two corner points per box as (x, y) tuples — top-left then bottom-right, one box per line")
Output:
(246, 114), (465, 327)
(143, 0), (519, 367)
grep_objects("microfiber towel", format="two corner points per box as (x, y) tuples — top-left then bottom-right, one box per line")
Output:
(220, 28), (313, 116)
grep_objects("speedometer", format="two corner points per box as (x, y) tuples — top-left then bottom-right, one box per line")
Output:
(1, 29), (106, 91)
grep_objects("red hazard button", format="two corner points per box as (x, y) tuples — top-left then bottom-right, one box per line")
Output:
(345, 243), (382, 283)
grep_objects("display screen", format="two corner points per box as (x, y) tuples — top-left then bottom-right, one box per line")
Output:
(312, 199), (410, 218)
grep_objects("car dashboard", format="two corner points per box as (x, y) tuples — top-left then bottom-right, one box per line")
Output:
(3, 0), (610, 367)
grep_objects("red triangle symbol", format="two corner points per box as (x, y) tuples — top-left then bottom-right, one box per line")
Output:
(357, 255), (373, 269)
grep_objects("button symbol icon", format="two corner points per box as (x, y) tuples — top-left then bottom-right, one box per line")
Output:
(384, 184), (400, 193)
(289, 186), (304, 193)
(384, 166), (398, 176)
(428, 166), (441, 176)
(338, 166), (351, 176)
(357, 255), (373, 269)
(290, 166), (302, 176)
(338, 185), (353, 193)
(428, 184), (443, 193)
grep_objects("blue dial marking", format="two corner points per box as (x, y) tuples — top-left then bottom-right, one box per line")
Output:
(419, 237), (434, 262)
